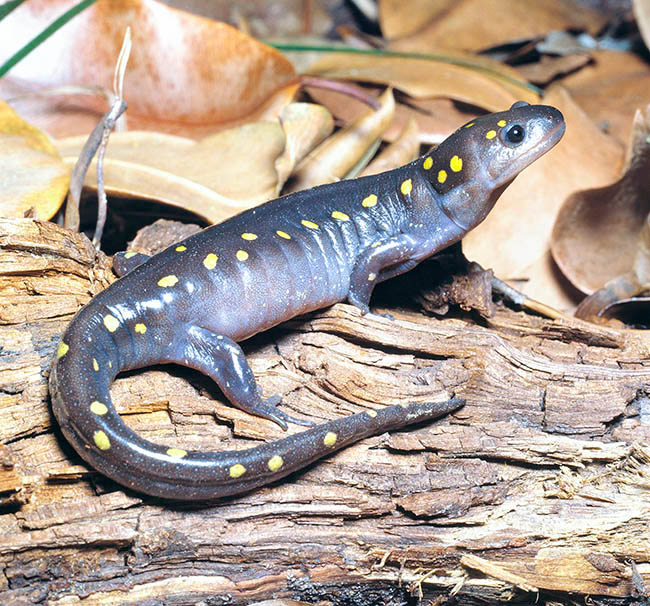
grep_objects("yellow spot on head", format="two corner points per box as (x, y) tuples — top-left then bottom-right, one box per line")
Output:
(268, 455), (284, 472)
(366, 410), (377, 418)
(236, 250), (249, 261)
(276, 230), (291, 239)
(486, 130), (496, 140)
(93, 358), (99, 371)
(450, 155), (463, 172)
(175, 245), (187, 252)
(135, 323), (147, 334)
(157, 275), (179, 288)
(368, 272), (376, 281)
(229, 463), (246, 478)
(167, 448), (187, 459)
(324, 431), (337, 447)
(90, 401), (108, 415)
(400, 179), (413, 195)
(301, 220), (319, 229)
(362, 194), (378, 208)
(124, 251), (137, 259)
(93, 430), (110, 450)
(497, 119), (507, 127)
(423, 157), (433, 170)
(438, 170), (447, 184)
(103, 315), (119, 332)
(241, 233), (257, 241)
(57, 341), (69, 358)
(203, 253), (218, 270)
(465, 122), (475, 128)
(332, 211), (349, 221)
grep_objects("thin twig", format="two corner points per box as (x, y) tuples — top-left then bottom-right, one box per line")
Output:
(63, 27), (131, 236)
(93, 27), (131, 247)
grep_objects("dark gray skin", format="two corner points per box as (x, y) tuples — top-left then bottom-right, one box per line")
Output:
(50, 101), (565, 500)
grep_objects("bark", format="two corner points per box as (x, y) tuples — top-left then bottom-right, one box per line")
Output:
(0, 217), (649, 606)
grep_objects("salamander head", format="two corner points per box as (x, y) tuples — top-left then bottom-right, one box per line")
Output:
(419, 101), (565, 229)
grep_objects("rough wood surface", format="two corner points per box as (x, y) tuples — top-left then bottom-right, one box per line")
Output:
(0, 217), (649, 606)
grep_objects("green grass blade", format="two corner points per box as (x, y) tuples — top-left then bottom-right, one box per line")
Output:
(0, 0), (98, 79)
(0, 0), (28, 22)
(269, 42), (543, 96)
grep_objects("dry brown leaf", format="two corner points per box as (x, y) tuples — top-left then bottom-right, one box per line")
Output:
(463, 86), (624, 310)
(306, 52), (539, 111)
(633, 0), (650, 53)
(286, 88), (395, 192)
(516, 54), (592, 86)
(563, 50), (650, 145)
(360, 117), (420, 177)
(551, 106), (650, 295)
(56, 103), (332, 224)
(380, 0), (606, 52)
(379, 0), (451, 40)
(307, 85), (482, 145)
(274, 103), (334, 191)
(0, 0), (297, 137)
(0, 100), (70, 220)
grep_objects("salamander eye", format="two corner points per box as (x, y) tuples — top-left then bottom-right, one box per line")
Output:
(506, 125), (525, 144)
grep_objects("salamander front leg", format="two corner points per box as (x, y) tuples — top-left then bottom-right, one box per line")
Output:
(348, 234), (421, 314)
(185, 326), (310, 430)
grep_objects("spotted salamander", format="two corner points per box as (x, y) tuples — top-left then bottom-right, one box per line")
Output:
(50, 101), (565, 500)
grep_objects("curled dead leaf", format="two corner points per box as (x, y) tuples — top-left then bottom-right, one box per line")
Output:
(306, 52), (539, 111)
(0, 0), (297, 136)
(286, 88), (395, 192)
(0, 100), (69, 220)
(551, 106), (650, 295)
(360, 117), (420, 176)
(463, 85), (623, 311)
(56, 103), (334, 224)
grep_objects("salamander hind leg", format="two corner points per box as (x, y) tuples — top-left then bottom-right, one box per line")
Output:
(113, 251), (151, 276)
(185, 326), (311, 430)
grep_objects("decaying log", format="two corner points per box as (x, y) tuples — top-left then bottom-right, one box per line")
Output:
(0, 217), (649, 605)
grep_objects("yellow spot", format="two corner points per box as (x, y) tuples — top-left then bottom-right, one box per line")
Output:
(324, 432), (337, 447)
(497, 119), (507, 127)
(301, 220), (319, 229)
(124, 251), (137, 259)
(276, 230), (291, 239)
(241, 233), (257, 241)
(93, 358), (99, 371)
(90, 401), (108, 415)
(465, 122), (475, 128)
(486, 130), (496, 140)
(175, 245), (187, 252)
(450, 155), (463, 172)
(366, 410), (377, 418)
(93, 430), (110, 450)
(108, 361), (112, 368)
(438, 170), (447, 184)
(236, 250), (249, 262)
(56, 341), (69, 358)
(362, 194), (378, 208)
(203, 253), (218, 269)
(423, 157), (433, 170)
(157, 275), (178, 288)
(268, 455), (284, 472)
(368, 272), (376, 281)
(332, 211), (350, 221)
(167, 448), (187, 458)
(103, 314), (119, 332)
(229, 463), (246, 478)
(371, 241), (381, 248)
(400, 179), (413, 195)
(135, 323), (147, 334)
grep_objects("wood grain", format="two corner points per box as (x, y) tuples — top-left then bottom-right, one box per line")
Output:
(0, 218), (648, 605)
